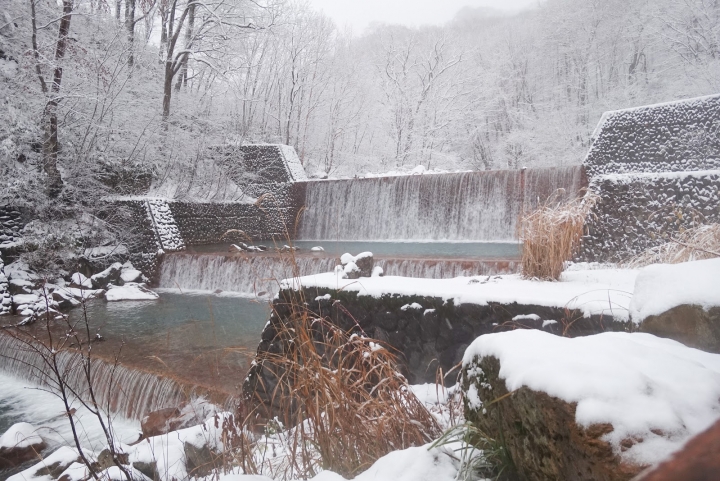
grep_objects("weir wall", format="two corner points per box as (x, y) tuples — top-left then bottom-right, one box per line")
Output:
(579, 94), (720, 262)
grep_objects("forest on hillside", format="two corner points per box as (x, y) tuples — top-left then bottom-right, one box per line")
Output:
(1, 0), (720, 207)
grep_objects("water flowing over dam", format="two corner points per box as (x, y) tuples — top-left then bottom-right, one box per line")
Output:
(158, 253), (520, 296)
(295, 166), (585, 241)
(0, 333), (188, 420)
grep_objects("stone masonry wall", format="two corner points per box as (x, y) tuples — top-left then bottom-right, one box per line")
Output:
(580, 94), (720, 261)
(579, 171), (720, 262)
(584, 94), (720, 178)
(243, 286), (627, 407)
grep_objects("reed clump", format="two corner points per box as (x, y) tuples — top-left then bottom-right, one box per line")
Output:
(624, 223), (720, 268)
(246, 294), (441, 479)
(520, 190), (597, 281)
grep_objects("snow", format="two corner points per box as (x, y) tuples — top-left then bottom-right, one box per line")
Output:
(83, 245), (128, 258)
(287, 267), (637, 320)
(71, 272), (92, 288)
(512, 314), (540, 321)
(58, 287), (105, 299)
(11, 294), (40, 306)
(462, 330), (720, 465)
(0, 422), (43, 449)
(278, 144), (308, 182)
(350, 443), (460, 481)
(542, 320), (557, 328)
(8, 446), (80, 481)
(593, 169), (720, 184)
(105, 284), (159, 301)
(311, 246), (325, 251)
(401, 303), (423, 311)
(629, 258), (720, 323)
(120, 269), (143, 283)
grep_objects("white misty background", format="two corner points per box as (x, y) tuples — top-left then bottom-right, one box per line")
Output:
(1, 0), (719, 205)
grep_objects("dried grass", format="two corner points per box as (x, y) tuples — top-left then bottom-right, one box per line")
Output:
(244, 292), (441, 479)
(624, 223), (720, 268)
(520, 190), (597, 281)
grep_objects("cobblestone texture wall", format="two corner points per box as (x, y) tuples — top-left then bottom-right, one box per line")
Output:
(580, 95), (720, 261)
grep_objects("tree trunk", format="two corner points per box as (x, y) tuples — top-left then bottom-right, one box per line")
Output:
(42, 0), (73, 197)
(175, 2), (195, 91)
(125, 0), (135, 69)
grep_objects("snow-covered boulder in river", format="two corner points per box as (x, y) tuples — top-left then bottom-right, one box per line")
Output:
(105, 283), (158, 301)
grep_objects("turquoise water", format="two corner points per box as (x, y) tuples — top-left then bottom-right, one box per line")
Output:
(187, 240), (521, 259)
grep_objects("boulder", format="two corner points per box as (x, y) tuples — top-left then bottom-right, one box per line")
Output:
(229, 243), (247, 253)
(70, 272), (93, 289)
(8, 278), (33, 295)
(0, 422), (46, 469)
(639, 305), (720, 353)
(340, 252), (374, 278)
(462, 355), (644, 481)
(51, 290), (81, 309)
(141, 407), (183, 438)
(9, 446), (80, 481)
(140, 401), (212, 438)
(90, 262), (123, 289)
(120, 268), (143, 284)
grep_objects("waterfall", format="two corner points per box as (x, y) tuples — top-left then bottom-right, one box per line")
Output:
(158, 253), (338, 295)
(159, 253), (520, 296)
(296, 166), (584, 241)
(0, 333), (189, 420)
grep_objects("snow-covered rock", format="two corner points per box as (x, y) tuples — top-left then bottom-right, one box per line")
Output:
(462, 330), (720, 478)
(0, 422), (46, 469)
(7, 446), (82, 481)
(311, 246), (325, 252)
(90, 262), (123, 289)
(629, 258), (720, 323)
(105, 283), (158, 301)
(70, 272), (93, 289)
(120, 268), (143, 284)
(340, 252), (374, 278)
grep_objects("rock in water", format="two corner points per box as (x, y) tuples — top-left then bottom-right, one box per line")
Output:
(340, 252), (374, 278)
(90, 262), (123, 289)
(0, 422), (46, 469)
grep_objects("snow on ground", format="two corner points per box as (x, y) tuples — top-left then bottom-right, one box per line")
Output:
(462, 330), (720, 466)
(629, 258), (720, 323)
(0, 422), (42, 449)
(212, 442), (466, 481)
(286, 267), (637, 320)
(105, 283), (159, 301)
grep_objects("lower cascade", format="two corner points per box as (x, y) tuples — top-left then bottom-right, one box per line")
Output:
(0, 333), (188, 421)
(158, 253), (521, 295)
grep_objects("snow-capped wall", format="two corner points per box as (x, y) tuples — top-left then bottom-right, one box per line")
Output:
(213, 144), (308, 198)
(585, 94), (720, 178)
(580, 95), (720, 261)
(146, 198), (185, 252)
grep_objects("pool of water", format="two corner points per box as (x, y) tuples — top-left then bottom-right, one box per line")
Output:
(63, 292), (271, 392)
(187, 240), (521, 259)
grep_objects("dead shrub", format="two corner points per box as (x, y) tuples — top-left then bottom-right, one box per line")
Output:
(246, 291), (441, 479)
(521, 190), (597, 280)
(624, 223), (720, 268)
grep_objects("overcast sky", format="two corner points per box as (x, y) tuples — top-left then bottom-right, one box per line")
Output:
(305, 0), (540, 34)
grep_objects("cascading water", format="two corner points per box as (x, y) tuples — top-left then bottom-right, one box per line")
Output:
(0, 333), (188, 420)
(159, 253), (520, 296)
(157, 254), (338, 295)
(296, 166), (584, 241)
